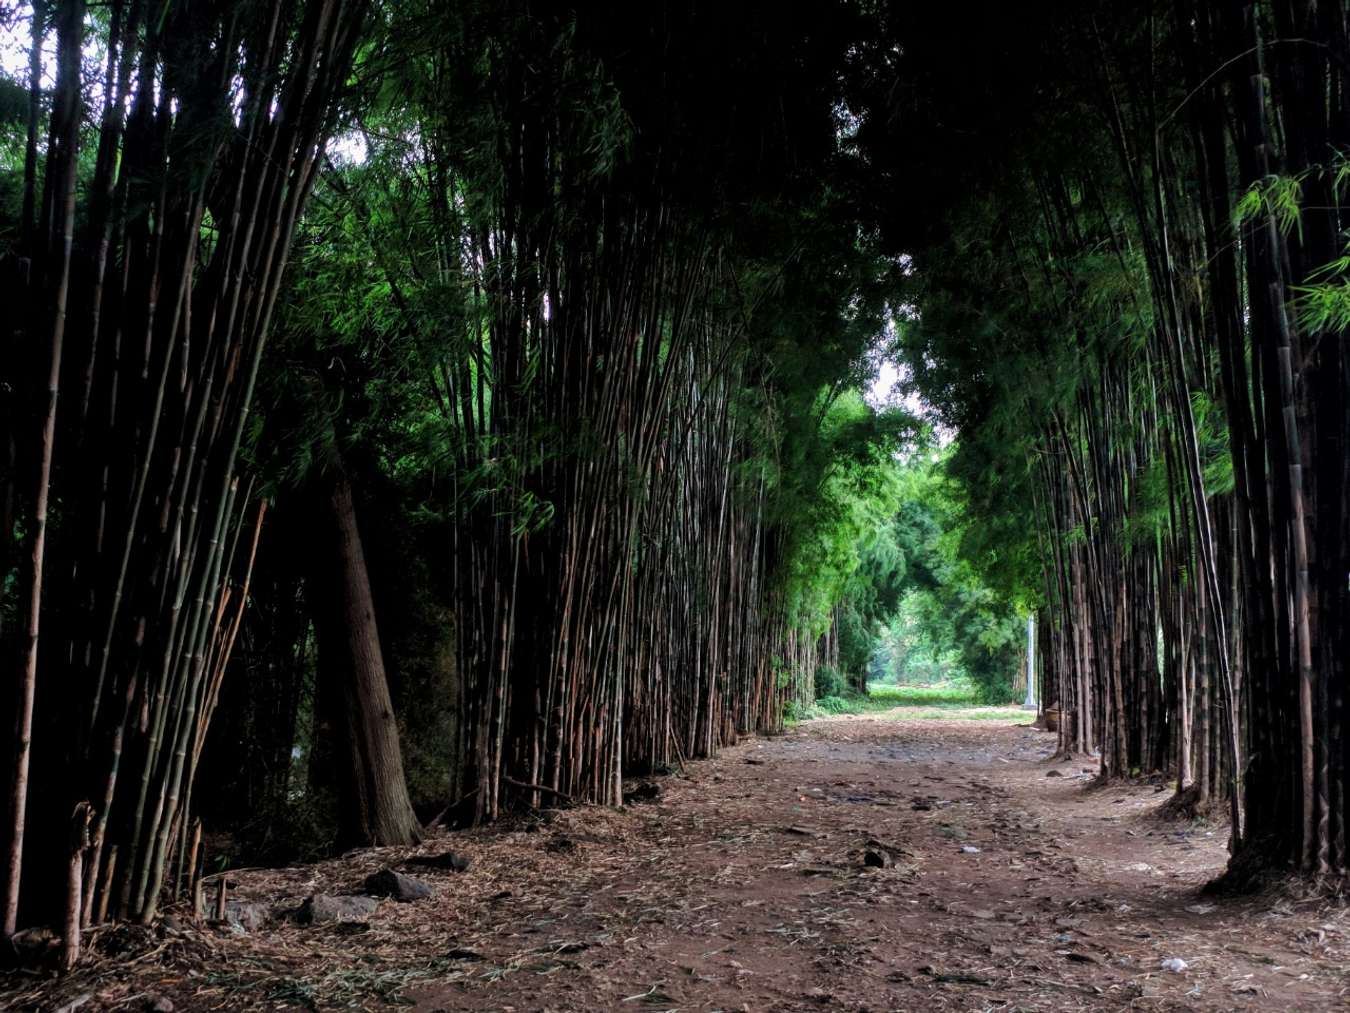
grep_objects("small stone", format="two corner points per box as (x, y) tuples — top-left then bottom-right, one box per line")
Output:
(1160, 957), (1188, 973)
(406, 850), (471, 872)
(623, 781), (661, 805)
(1045, 769), (1063, 778)
(863, 849), (893, 868)
(222, 900), (270, 932)
(11, 926), (58, 958)
(294, 894), (379, 925)
(364, 868), (432, 902)
(49, 994), (93, 1013)
(545, 835), (576, 854)
(145, 996), (174, 1012)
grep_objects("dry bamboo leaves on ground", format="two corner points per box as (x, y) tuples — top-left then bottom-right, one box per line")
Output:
(5, 715), (1350, 1011)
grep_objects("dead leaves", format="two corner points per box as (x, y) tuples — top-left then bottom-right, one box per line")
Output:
(12, 717), (1347, 1012)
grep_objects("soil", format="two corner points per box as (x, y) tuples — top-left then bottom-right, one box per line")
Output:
(9, 712), (1350, 1012)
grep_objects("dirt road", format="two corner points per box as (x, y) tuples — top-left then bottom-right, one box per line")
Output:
(14, 713), (1349, 1011)
(402, 714), (1346, 1011)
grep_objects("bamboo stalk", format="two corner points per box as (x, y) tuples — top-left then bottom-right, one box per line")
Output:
(5, 0), (83, 938)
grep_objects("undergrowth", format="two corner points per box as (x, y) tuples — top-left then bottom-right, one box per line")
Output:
(867, 683), (978, 706)
(787, 682), (1032, 723)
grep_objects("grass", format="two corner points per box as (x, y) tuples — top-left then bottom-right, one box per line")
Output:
(889, 705), (1036, 723)
(787, 682), (1035, 724)
(866, 683), (978, 706)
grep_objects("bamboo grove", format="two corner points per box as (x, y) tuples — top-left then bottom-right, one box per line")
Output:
(0, 0), (368, 935)
(1, 0), (1348, 957)
(260, 0), (911, 825)
(0, 0), (913, 940)
(866, 0), (1350, 880)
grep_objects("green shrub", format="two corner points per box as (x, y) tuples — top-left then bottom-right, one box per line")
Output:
(815, 694), (854, 714)
(866, 682), (976, 706)
(814, 665), (846, 700)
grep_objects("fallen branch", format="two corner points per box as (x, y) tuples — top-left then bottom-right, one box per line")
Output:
(501, 776), (574, 801)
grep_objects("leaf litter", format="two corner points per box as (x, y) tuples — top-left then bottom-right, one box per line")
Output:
(5, 714), (1350, 1011)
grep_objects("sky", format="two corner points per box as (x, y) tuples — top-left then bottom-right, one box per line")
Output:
(0, 6), (376, 164)
(867, 358), (903, 407)
(1, 6), (50, 83)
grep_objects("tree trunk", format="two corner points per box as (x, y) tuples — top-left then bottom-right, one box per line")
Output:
(61, 802), (90, 971)
(314, 457), (421, 848)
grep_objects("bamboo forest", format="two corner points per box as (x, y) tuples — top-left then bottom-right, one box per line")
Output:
(0, 0), (1348, 1009)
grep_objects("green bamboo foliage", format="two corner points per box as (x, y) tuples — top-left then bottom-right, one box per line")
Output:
(871, 0), (1348, 879)
(1, 0), (368, 931)
(302, 2), (886, 825)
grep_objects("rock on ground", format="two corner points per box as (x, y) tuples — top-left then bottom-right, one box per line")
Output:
(294, 894), (379, 924)
(365, 869), (432, 902)
(222, 900), (270, 932)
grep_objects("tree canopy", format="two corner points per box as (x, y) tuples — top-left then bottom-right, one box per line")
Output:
(0, 0), (1346, 957)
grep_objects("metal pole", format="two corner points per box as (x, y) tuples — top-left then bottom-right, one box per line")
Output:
(1022, 614), (1037, 710)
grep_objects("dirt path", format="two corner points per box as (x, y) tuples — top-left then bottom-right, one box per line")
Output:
(397, 714), (1348, 1011)
(12, 714), (1350, 1011)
